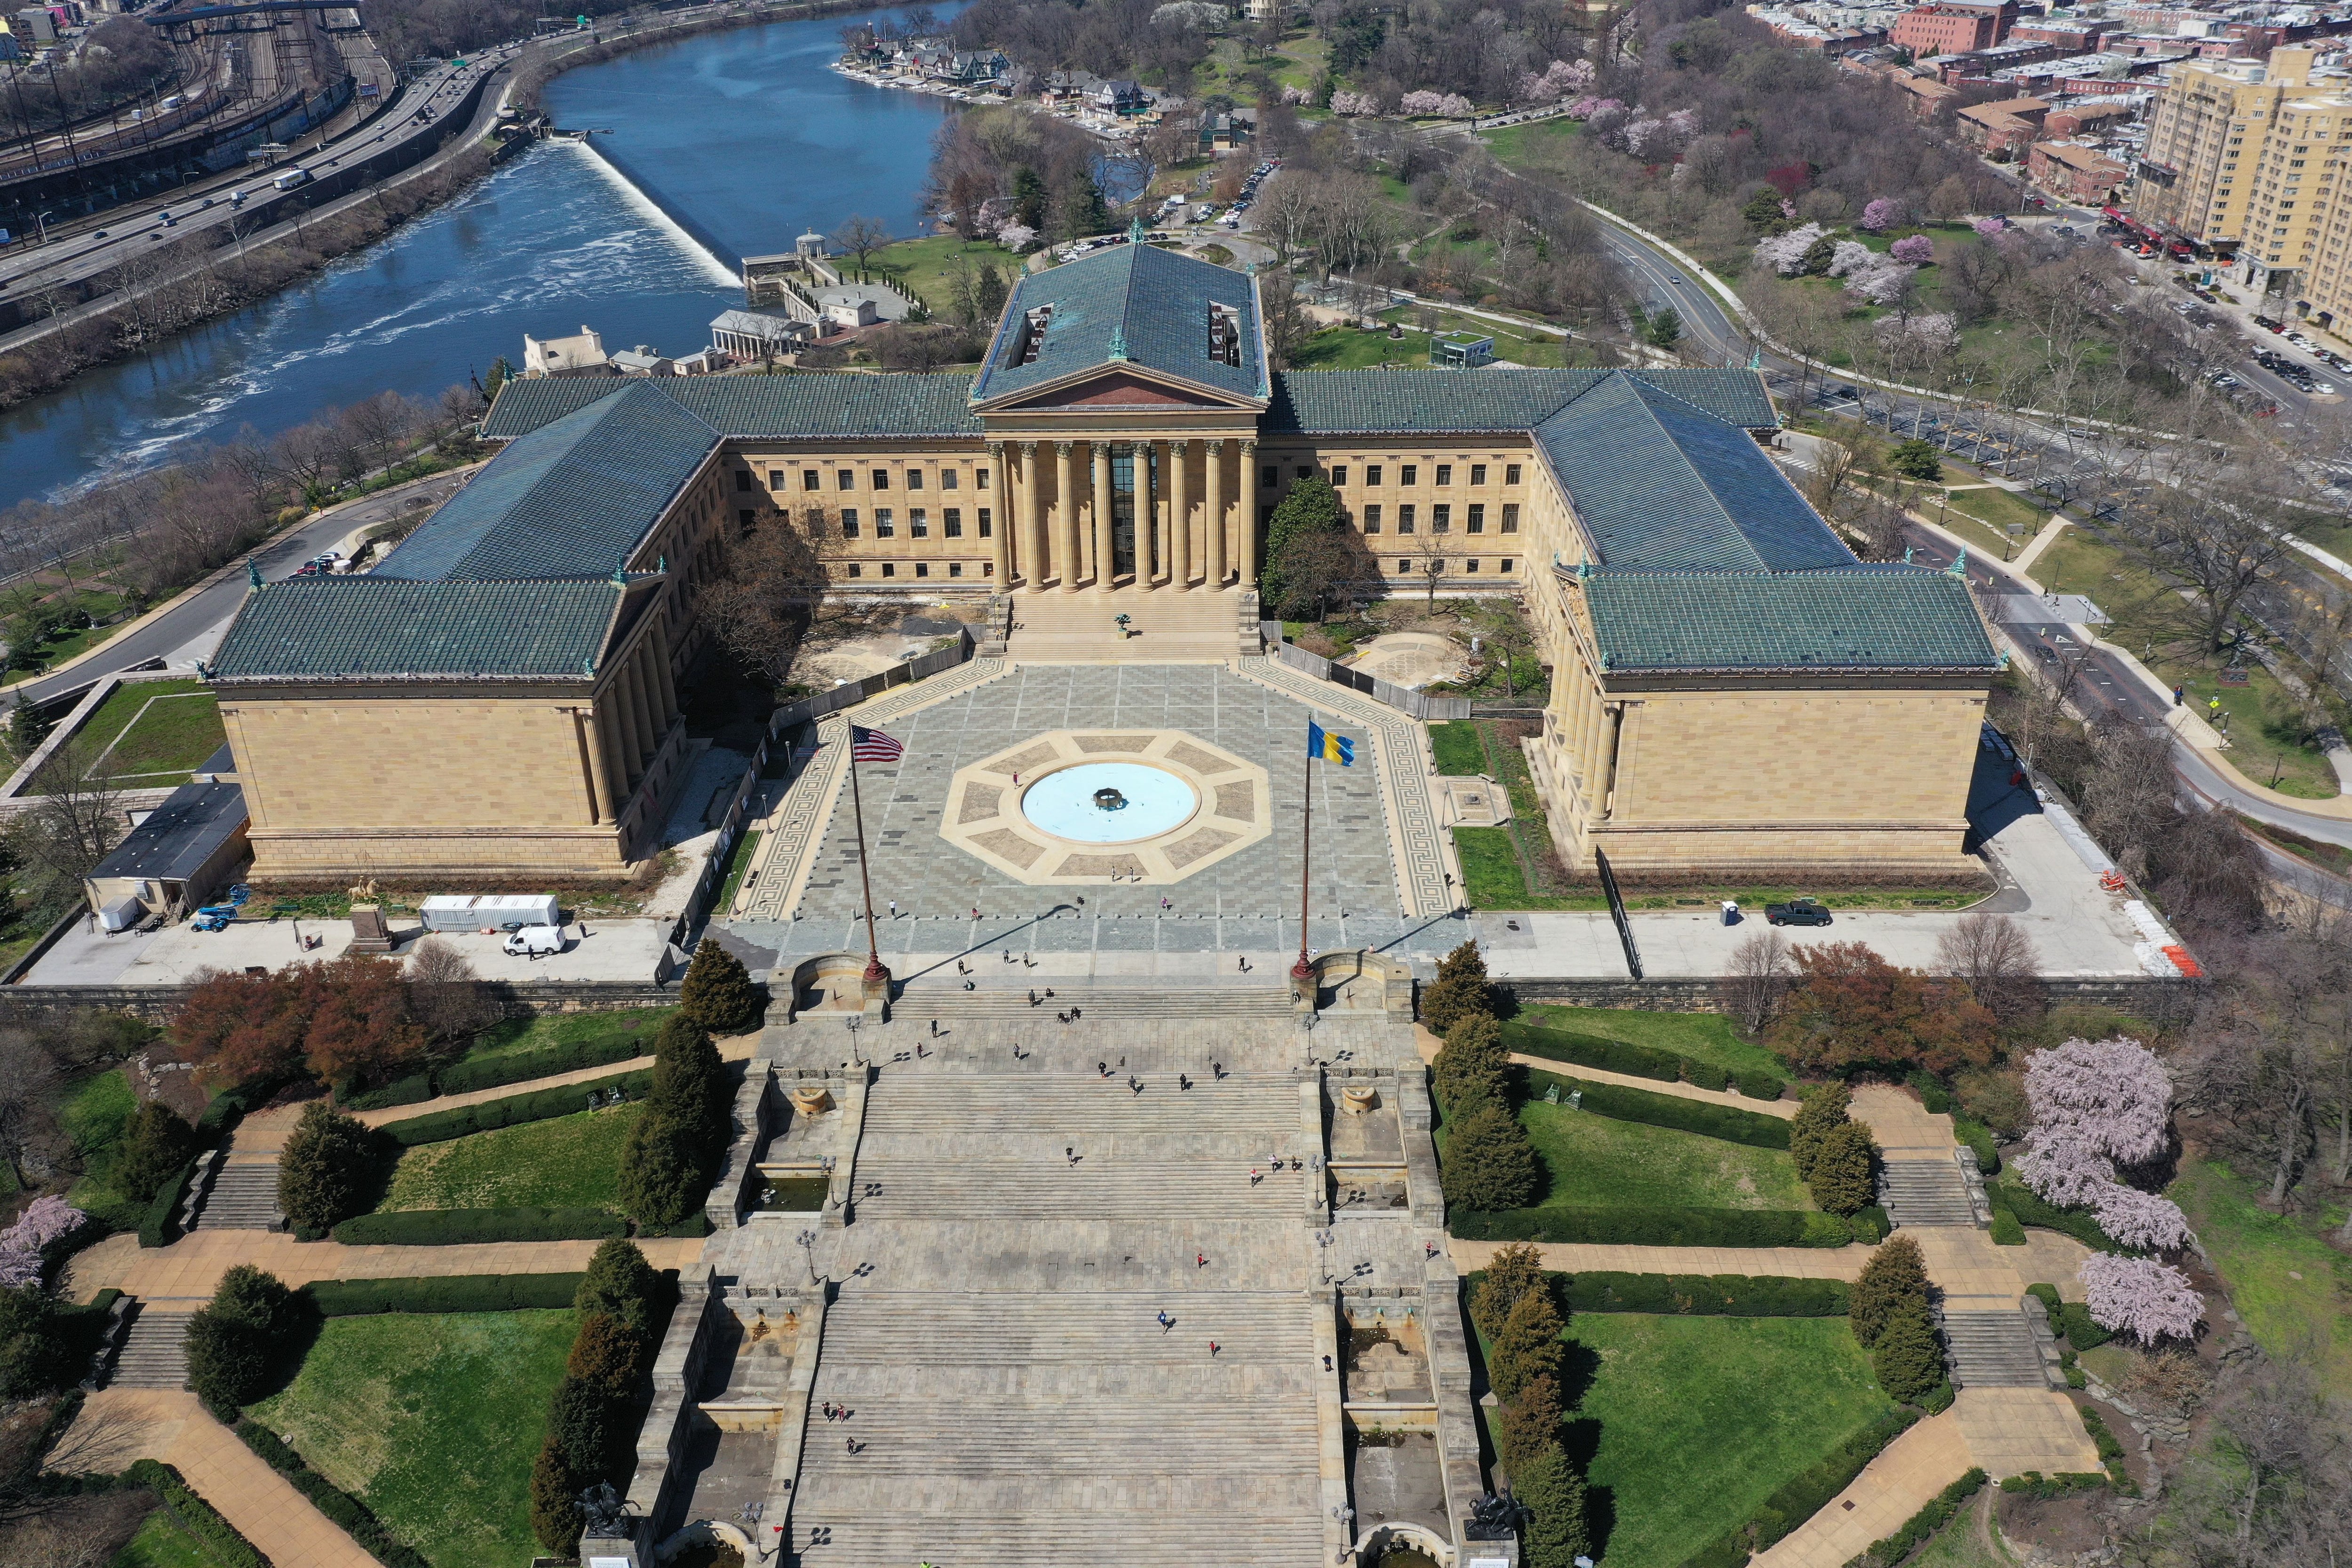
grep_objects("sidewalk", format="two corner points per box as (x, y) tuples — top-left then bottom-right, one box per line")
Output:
(66, 1228), (709, 1304)
(1752, 1409), (1973, 1568)
(1447, 1238), (1875, 1279)
(346, 1028), (761, 1128)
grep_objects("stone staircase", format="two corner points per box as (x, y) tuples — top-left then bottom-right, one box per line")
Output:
(849, 1158), (1308, 1221)
(896, 981), (1296, 1020)
(1877, 1157), (1978, 1229)
(1939, 1305), (2058, 1389)
(858, 1073), (1303, 1140)
(106, 1305), (193, 1390)
(1005, 589), (1260, 663)
(192, 1157), (284, 1231)
(793, 1289), (1322, 1567)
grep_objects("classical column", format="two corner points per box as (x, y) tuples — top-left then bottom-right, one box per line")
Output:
(650, 618), (680, 728)
(1168, 438), (1192, 590)
(627, 650), (659, 764)
(1139, 441), (1159, 587)
(1054, 441), (1079, 593)
(1238, 440), (1259, 589)
(1018, 440), (1045, 594)
(986, 443), (1011, 585)
(579, 708), (615, 824)
(1205, 439), (1227, 590)
(607, 677), (643, 788)
(1092, 441), (1116, 592)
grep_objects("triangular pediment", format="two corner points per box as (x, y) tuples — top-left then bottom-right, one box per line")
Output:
(997, 367), (1248, 412)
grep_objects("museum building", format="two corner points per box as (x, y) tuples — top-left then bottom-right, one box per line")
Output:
(207, 243), (2000, 883)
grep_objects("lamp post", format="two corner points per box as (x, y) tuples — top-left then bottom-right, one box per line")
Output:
(796, 1228), (819, 1284)
(1316, 1226), (1336, 1285)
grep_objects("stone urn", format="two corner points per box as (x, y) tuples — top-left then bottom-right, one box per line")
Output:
(788, 1083), (834, 1117)
(1341, 1084), (1380, 1115)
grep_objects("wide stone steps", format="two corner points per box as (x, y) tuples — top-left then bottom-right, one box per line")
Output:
(107, 1307), (193, 1389)
(1005, 591), (1260, 664)
(1942, 1309), (2054, 1389)
(849, 1161), (1307, 1220)
(859, 1075), (1302, 1139)
(191, 1161), (282, 1231)
(789, 1516), (1325, 1568)
(817, 1290), (1316, 1365)
(1878, 1159), (1978, 1229)
(896, 984), (1296, 1019)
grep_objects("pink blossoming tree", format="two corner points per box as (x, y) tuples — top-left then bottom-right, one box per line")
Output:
(0, 1196), (87, 1288)
(1890, 235), (1935, 264)
(2078, 1253), (2203, 1343)
(1860, 198), (1901, 232)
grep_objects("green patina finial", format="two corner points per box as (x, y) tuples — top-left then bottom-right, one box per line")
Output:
(1129, 215), (1146, 245)
(611, 564), (628, 586)
(1107, 327), (1131, 362)
(247, 558), (262, 591)
(1949, 545), (1969, 577)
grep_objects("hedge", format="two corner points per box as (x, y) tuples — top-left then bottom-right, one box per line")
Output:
(1524, 1068), (1792, 1150)
(1907, 1071), (1953, 1115)
(305, 1273), (588, 1315)
(1952, 1116), (1999, 1176)
(1555, 1271), (1851, 1317)
(1752, 1407), (1921, 1547)
(234, 1419), (430, 1568)
(1998, 1183), (2127, 1252)
(1845, 1466), (1985, 1568)
(195, 1068), (301, 1144)
(345, 1073), (434, 1112)
(1505, 1021), (1788, 1099)
(641, 1212), (713, 1239)
(1674, 1534), (1754, 1568)
(437, 1031), (651, 1098)
(125, 1458), (272, 1568)
(2078, 1403), (2137, 1494)
(1454, 1205), (1857, 1248)
(1851, 1206), (1891, 1244)
(137, 1157), (199, 1249)
(2000, 1471), (2106, 1499)
(329, 1207), (626, 1246)
(379, 1067), (655, 1146)
(1988, 1202), (2026, 1246)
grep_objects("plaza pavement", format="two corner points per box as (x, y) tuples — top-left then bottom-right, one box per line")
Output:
(65, 1227), (710, 1305)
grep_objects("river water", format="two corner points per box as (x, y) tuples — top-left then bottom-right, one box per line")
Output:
(0, 5), (962, 509)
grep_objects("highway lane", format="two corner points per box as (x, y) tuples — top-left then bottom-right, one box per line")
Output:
(1588, 216), (1747, 364)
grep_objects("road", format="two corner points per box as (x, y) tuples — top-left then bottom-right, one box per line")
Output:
(9, 466), (475, 707)
(1588, 217), (1748, 364)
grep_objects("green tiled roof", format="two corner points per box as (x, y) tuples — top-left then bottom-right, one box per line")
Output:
(970, 244), (1268, 405)
(1264, 366), (1777, 433)
(481, 373), (985, 443)
(210, 577), (626, 681)
(1536, 374), (1847, 572)
(1581, 567), (1999, 673)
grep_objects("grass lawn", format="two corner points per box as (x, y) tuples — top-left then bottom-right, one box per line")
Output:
(1294, 326), (1426, 369)
(862, 235), (1022, 318)
(1521, 1099), (1809, 1210)
(2169, 1158), (2352, 1397)
(1943, 486), (2048, 539)
(461, 1005), (671, 1065)
(1567, 1313), (1895, 1568)
(62, 1067), (145, 1231)
(109, 1507), (241, 1568)
(1512, 1003), (1788, 1085)
(715, 828), (763, 914)
(1430, 721), (1484, 775)
(1905, 1495), (2016, 1568)
(249, 1310), (579, 1568)
(1483, 115), (1582, 165)
(1383, 303), (1570, 366)
(382, 1105), (638, 1212)
(34, 679), (224, 792)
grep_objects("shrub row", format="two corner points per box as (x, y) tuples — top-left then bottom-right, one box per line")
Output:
(1907, 1071), (1953, 1115)
(2000, 1471), (2106, 1499)
(1999, 1183), (2127, 1253)
(1524, 1068), (1791, 1150)
(1454, 1205), (1858, 1248)
(305, 1273), (588, 1315)
(379, 1067), (655, 1146)
(234, 1418), (430, 1568)
(438, 1030), (651, 1098)
(1674, 1408), (1922, 1568)
(330, 1208), (626, 1246)
(195, 1068), (300, 1143)
(137, 1157), (199, 1249)
(640, 1212), (713, 1239)
(125, 1458), (272, 1568)
(1555, 1271), (1851, 1317)
(1952, 1116), (1999, 1176)
(344, 1073), (434, 1112)
(2078, 1402), (2136, 1492)
(1504, 1020), (1787, 1099)
(1844, 1467), (1986, 1568)
(1988, 1202), (2026, 1246)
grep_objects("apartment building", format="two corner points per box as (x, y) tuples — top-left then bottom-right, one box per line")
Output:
(1889, 0), (2017, 56)
(2131, 48), (2330, 248)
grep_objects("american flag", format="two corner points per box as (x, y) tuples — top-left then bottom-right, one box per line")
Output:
(850, 725), (904, 763)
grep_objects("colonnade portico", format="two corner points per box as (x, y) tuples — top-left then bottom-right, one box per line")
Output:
(996, 435), (1257, 594)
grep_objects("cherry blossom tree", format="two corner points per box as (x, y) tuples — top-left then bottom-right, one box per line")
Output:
(1973, 216), (2007, 236)
(2026, 1037), (2173, 1164)
(2079, 1253), (2203, 1343)
(1402, 90), (1473, 118)
(1890, 235), (1935, 264)
(2092, 1185), (2195, 1253)
(1826, 240), (1877, 278)
(1518, 59), (1595, 105)
(1566, 95), (1623, 120)
(1754, 222), (1828, 276)
(0, 1195), (87, 1287)
(1279, 85), (1310, 105)
(1847, 262), (1917, 307)
(1860, 198), (1901, 232)
(995, 221), (1038, 252)
(1329, 91), (1377, 117)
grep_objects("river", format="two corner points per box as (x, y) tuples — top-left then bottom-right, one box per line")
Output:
(0, 4), (964, 509)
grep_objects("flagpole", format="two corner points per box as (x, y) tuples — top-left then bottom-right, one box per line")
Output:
(849, 743), (885, 984)
(1292, 741), (1313, 982)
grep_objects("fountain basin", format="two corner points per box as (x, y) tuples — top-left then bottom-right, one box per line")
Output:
(1019, 762), (1199, 844)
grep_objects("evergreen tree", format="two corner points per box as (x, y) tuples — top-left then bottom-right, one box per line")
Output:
(8, 693), (51, 756)
(1433, 1013), (1509, 1118)
(1011, 165), (1048, 229)
(617, 1108), (707, 1228)
(1514, 1445), (1592, 1568)
(574, 1238), (662, 1335)
(564, 1313), (646, 1401)
(677, 941), (766, 1036)
(1872, 1300), (1947, 1404)
(651, 1012), (731, 1156)
(1256, 474), (1351, 617)
(1806, 1120), (1878, 1215)
(975, 263), (1008, 322)
(1470, 1242), (1548, 1339)
(275, 1101), (377, 1234)
(1419, 939), (1493, 1036)
(1488, 1284), (1565, 1401)
(1441, 1101), (1539, 1213)
(1497, 1372), (1563, 1471)
(1849, 1233), (1928, 1350)
(529, 1445), (584, 1557)
(184, 1264), (296, 1419)
(1800, 232), (1837, 274)
(1789, 1082), (1852, 1183)
(112, 1100), (197, 1204)
(1741, 189), (1788, 230)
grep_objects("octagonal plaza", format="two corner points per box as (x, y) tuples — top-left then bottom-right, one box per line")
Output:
(725, 660), (1469, 971)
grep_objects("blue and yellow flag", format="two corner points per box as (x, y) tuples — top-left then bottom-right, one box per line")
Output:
(1308, 721), (1354, 766)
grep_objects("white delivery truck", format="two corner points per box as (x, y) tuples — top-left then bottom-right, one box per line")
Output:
(272, 167), (311, 191)
(502, 925), (565, 959)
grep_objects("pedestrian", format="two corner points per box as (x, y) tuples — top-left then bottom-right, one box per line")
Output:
(1118, 1056), (1125, 1068)
(1178, 1074), (1191, 1090)
(1251, 1168), (1262, 1186)
(1158, 1310), (1173, 1330)
(846, 1436), (856, 1454)
(1075, 896), (1085, 909)
(1212, 1060), (1224, 1079)
(888, 898), (898, 919)
(1057, 1011), (1069, 1024)
(1073, 1007), (1082, 1021)
(1045, 988), (1056, 999)
(1129, 1075), (1142, 1094)
(1160, 896), (1171, 910)
(1197, 1252), (1207, 1268)
(1237, 955), (1248, 972)
(1099, 1060), (1110, 1076)
(1029, 989), (1040, 1006)
(2172, 685), (2185, 707)
(1067, 1146), (1078, 1163)
(1323, 1355), (1334, 1372)
(1425, 1241), (1438, 1260)
(971, 907), (980, 920)
(928, 1019), (938, 1038)
(1208, 1341), (1220, 1356)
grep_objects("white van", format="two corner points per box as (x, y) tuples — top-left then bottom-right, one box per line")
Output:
(502, 925), (565, 958)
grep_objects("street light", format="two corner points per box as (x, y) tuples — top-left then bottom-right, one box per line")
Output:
(796, 1228), (819, 1284)
(1315, 1227), (1336, 1284)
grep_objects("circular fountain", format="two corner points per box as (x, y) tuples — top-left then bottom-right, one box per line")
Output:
(1019, 762), (1199, 844)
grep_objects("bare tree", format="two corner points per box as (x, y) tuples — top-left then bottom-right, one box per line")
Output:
(0, 1031), (63, 1190)
(3, 734), (127, 909)
(2127, 447), (2300, 656)
(830, 214), (892, 272)
(1723, 929), (1793, 1037)
(406, 939), (500, 1043)
(1932, 913), (2043, 1024)
(699, 517), (833, 690)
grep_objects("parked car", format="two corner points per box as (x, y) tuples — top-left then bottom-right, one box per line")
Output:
(1765, 898), (1833, 927)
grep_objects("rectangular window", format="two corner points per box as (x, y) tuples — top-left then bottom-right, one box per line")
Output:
(1366, 464), (1383, 486)
(1331, 466), (1348, 487)
(910, 509), (928, 539)
(1468, 504), (1486, 534)
(738, 509), (755, 532)
(840, 508), (860, 539)
(875, 509), (896, 538)
(1432, 504), (1451, 533)
(776, 508), (791, 527)
(1262, 466), (1279, 489)
(837, 470), (855, 490)
(882, 562), (895, 577)
(872, 469), (891, 490)
(1501, 558), (1514, 573)
(945, 508), (964, 538)
(1363, 504), (1382, 533)
(915, 562), (929, 577)
(1435, 464), (1453, 486)
(977, 508), (993, 538)
(768, 470), (786, 491)
(907, 470), (925, 491)
(1296, 465), (1313, 480)
(976, 468), (990, 489)
(950, 561), (964, 577)
(803, 470), (821, 492)
(942, 470), (960, 490)
(1502, 504), (1520, 533)
(1466, 560), (1480, 574)
(1396, 559), (1411, 573)
(1401, 464), (1419, 486)
(1398, 504), (1417, 534)
(984, 562), (993, 576)
(735, 470), (751, 491)
(848, 563), (863, 578)
(1505, 463), (1523, 485)
(1470, 463), (1487, 486)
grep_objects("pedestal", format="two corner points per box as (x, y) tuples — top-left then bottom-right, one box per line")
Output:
(580, 1520), (652, 1568)
(788, 1083), (834, 1116)
(347, 903), (395, 955)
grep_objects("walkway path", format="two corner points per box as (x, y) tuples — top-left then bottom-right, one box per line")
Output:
(67, 1228), (709, 1303)
(64, 1388), (379, 1568)
(1448, 1237), (1874, 1279)
(345, 1029), (761, 1128)
(1507, 1053), (1799, 1118)
(1753, 1409), (1972, 1568)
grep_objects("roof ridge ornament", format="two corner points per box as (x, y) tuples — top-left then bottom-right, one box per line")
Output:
(247, 558), (262, 591)
(1129, 215), (1147, 245)
(1107, 326), (1131, 362)
(612, 565), (628, 585)
(1948, 545), (1968, 577)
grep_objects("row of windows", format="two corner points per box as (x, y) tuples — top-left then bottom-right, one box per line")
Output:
(737, 467), (995, 494)
(779, 507), (995, 541)
(1359, 502), (1518, 535)
(1263, 462), (1523, 490)
(1390, 558), (1515, 574)
(843, 561), (993, 579)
